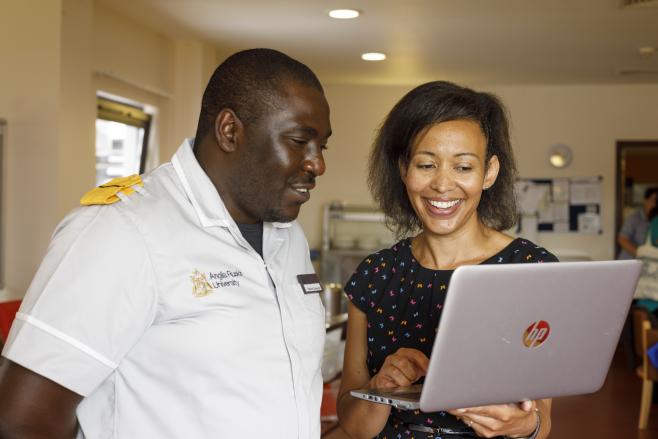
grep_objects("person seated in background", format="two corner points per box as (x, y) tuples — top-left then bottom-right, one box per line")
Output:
(0, 48), (331, 439)
(617, 187), (658, 260)
(337, 81), (556, 439)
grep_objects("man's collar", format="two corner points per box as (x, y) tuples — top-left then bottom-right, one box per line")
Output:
(171, 139), (291, 229)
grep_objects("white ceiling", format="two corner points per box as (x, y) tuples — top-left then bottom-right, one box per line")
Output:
(99, 0), (658, 86)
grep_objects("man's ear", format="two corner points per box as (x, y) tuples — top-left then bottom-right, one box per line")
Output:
(214, 109), (243, 153)
(483, 155), (500, 190)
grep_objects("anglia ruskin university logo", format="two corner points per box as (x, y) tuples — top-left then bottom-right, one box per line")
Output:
(522, 320), (550, 348)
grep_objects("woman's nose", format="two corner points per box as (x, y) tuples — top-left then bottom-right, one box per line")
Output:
(430, 170), (454, 193)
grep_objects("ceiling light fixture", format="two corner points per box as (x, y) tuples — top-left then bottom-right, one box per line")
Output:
(548, 144), (573, 169)
(328, 9), (360, 19)
(638, 46), (656, 56)
(361, 52), (386, 61)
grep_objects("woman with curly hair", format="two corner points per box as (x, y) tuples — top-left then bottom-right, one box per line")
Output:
(337, 81), (556, 439)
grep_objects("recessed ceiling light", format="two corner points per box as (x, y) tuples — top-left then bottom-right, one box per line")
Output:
(361, 52), (386, 61)
(638, 46), (656, 56)
(328, 9), (360, 19)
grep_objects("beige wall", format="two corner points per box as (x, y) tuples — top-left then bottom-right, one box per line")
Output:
(2, 0), (657, 295)
(93, 4), (174, 99)
(60, 0), (96, 216)
(0, 0), (63, 294)
(92, 2), (217, 161)
(298, 82), (658, 262)
(493, 83), (658, 261)
(0, 0), (216, 295)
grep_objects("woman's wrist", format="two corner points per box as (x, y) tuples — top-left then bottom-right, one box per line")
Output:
(510, 409), (540, 439)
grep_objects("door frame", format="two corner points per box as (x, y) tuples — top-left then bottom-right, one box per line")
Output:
(615, 140), (658, 256)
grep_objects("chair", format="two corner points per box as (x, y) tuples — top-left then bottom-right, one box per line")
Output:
(0, 299), (21, 346)
(631, 306), (658, 429)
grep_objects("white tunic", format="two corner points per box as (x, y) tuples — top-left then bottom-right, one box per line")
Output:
(3, 139), (326, 438)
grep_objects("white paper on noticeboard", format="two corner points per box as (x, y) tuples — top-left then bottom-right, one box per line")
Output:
(552, 178), (570, 203)
(551, 202), (569, 222)
(570, 178), (601, 205)
(538, 203), (553, 222)
(577, 212), (600, 234)
(516, 181), (550, 215)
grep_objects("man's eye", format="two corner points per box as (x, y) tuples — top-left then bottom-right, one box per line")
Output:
(456, 165), (473, 172)
(290, 138), (307, 145)
(417, 163), (434, 169)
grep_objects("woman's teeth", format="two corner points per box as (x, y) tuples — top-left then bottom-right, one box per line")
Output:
(429, 199), (460, 209)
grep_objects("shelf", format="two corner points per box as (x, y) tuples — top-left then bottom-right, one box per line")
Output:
(329, 211), (385, 222)
(323, 248), (374, 256)
(326, 313), (348, 331)
(322, 202), (391, 283)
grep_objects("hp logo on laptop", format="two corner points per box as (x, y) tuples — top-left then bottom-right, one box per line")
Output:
(523, 320), (550, 348)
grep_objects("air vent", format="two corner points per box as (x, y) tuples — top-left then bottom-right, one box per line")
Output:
(621, 0), (658, 7)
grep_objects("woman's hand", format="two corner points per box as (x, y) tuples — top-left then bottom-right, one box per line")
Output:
(338, 306), (431, 439)
(448, 400), (539, 438)
(369, 348), (429, 389)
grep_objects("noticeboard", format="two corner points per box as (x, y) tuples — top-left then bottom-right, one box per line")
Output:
(516, 176), (602, 234)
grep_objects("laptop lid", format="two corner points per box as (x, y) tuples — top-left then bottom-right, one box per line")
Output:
(418, 259), (641, 412)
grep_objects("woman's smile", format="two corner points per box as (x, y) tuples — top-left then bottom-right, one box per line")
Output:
(425, 198), (463, 216)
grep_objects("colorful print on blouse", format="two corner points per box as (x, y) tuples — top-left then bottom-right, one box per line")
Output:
(344, 237), (558, 438)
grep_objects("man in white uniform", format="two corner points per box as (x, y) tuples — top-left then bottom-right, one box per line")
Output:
(0, 48), (332, 439)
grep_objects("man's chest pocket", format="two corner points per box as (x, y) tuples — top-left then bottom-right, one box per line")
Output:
(286, 282), (325, 368)
(288, 282), (325, 317)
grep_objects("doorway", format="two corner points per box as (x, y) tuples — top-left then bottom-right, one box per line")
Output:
(615, 141), (658, 257)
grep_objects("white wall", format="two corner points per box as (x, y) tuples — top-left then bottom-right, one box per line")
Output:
(298, 82), (658, 262)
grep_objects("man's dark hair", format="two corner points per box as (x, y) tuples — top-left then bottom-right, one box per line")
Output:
(369, 80), (518, 238)
(194, 48), (323, 146)
(644, 187), (658, 200)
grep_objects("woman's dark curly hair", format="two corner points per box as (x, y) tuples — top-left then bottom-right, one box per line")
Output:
(368, 81), (518, 238)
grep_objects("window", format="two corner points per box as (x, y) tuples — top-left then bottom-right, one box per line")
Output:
(95, 97), (151, 186)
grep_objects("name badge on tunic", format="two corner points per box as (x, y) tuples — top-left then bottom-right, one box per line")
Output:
(297, 274), (323, 294)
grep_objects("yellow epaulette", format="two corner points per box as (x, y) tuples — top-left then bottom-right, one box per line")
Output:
(80, 174), (143, 206)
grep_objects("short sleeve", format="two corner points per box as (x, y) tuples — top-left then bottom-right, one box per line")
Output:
(344, 251), (393, 314)
(2, 205), (158, 396)
(619, 212), (638, 239)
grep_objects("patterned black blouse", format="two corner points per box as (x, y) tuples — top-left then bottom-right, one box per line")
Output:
(344, 237), (558, 439)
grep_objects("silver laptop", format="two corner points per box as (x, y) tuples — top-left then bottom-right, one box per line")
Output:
(350, 260), (642, 412)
